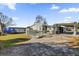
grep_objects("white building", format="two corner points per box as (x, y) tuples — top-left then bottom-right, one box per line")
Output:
(26, 15), (48, 35)
(31, 15), (47, 31)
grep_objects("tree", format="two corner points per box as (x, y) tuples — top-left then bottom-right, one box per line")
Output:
(0, 12), (13, 35)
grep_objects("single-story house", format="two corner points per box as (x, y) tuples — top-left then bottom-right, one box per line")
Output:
(52, 22), (79, 34)
(26, 15), (48, 35)
(4, 27), (26, 34)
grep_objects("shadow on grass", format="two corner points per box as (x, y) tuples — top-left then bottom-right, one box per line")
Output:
(0, 38), (31, 48)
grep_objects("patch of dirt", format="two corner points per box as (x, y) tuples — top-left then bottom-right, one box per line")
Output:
(28, 34), (79, 48)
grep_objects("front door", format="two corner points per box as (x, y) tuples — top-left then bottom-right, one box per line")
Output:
(58, 27), (64, 34)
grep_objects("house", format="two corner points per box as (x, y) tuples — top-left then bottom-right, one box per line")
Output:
(26, 15), (79, 36)
(52, 22), (79, 35)
(26, 15), (48, 35)
(52, 24), (66, 34)
(4, 27), (26, 34)
(31, 15), (47, 32)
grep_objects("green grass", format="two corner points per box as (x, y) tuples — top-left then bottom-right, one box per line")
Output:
(0, 34), (32, 48)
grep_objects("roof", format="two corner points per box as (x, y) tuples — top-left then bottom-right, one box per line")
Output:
(7, 27), (26, 29)
(53, 22), (79, 27)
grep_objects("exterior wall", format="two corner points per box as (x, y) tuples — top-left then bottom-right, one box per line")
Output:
(14, 28), (25, 32)
(4, 27), (26, 33)
(47, 26), (54, 34)
(31, 21), (43, 31)
(26, 28), (29, 35)
(26, 27), (33, 35)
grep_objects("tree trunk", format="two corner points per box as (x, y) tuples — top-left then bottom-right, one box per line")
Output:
(0, 23), (5, 36)
(0, 23), (3, 35)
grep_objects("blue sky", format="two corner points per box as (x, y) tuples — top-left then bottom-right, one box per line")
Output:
(0, 3), (79, 27)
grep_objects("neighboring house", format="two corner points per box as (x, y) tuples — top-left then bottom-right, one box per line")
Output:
(26, 15), (48, 35)
(26, 15), (79, 36)
(52, 22), (78, 34)
(31, 15), (47, 32)
(4, 27), (26, 34)
(52, 24), (66, 34)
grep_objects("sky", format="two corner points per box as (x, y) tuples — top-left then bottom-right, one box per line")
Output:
(0, 3), (79, 27)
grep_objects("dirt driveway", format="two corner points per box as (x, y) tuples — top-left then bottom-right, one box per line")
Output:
(0, 34), (79, 56)
(17, 34), (79, 48)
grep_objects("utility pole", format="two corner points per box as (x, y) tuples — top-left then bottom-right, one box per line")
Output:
(73, 22), (77, 36)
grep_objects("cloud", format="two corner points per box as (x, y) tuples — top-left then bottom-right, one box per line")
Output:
(0, 3), (16, 10)
(63, 16), (78, 23)
(12, 17), (19, 20)
(50, 4), (60, 10)
(6, 3), (16, 10)
(65, 16), (72, 19)
(56, 16), (77, 24)
(63, 19), (73, 23)
(59, 8), (79, 13)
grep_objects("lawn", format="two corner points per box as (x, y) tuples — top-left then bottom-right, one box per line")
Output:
(0, 33), (32, 48)
(1, 33), (79, 49)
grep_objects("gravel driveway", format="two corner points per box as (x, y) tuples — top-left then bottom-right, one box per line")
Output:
(0, 43), (79, 56)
